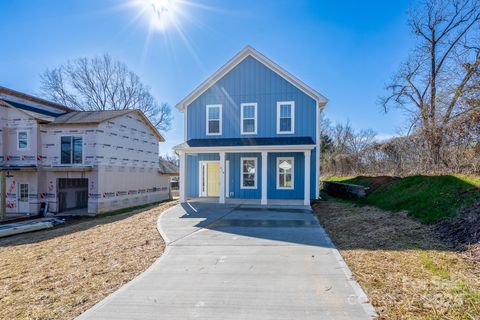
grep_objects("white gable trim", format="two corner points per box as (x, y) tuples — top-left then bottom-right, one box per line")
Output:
(176, 46), (328, 112)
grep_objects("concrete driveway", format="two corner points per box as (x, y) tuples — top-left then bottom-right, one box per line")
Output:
(78, 202), (376, 320)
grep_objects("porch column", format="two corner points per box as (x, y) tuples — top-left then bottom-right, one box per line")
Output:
(261, 151), (267, 205)
(304, 150), (311, 206)
(219, 152), (226, 204)
(179, 151), (186, 203)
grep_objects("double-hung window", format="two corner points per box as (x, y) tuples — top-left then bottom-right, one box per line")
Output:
(241, 157), (257, 189)
(276, 101), (295, 134)
(19, 183), (29, 202)
(17, 131), (28, 150)
(206, 104), (222, 135)
(241, 103), (257, 134)
(277, 157), (294, 189)
(61, 136), (83, 164)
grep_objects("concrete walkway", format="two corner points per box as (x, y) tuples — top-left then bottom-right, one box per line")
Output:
(77, 202), (376, 320)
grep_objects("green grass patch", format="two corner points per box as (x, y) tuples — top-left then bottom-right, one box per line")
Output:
(450, 280), (480, 307)
(420, 253), (451, 279)
(322, 175), (480, 224)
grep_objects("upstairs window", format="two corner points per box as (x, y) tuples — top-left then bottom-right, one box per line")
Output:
(277, 101), (295, 134)
(241, 103), (257, 134)
(17, 131), (28, 150)
(277, 157), (294, 189)
(241, 157), (257, 189)
(206, 104), (222, 135)
(61, 136), (83, 164)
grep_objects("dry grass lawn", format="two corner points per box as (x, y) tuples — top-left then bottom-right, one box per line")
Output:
(0, 200), (177, 320)
(313, 199), (480, 320)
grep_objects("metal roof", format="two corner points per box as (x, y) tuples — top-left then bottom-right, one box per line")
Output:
(181, 137), (315, 148)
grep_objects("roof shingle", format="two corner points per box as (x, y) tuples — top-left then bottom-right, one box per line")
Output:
(158, 158), (179, 175)
(50, 110), (134, 124)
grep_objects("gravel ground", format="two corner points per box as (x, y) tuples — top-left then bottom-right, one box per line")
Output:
(313, 199), (480, 320)
(0, 200), (177, 320)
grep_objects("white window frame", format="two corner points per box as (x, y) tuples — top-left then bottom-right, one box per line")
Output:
(240, 157), (257, 189)
(276, 157), (294, 190)
(17, 130), (29, 150)
(276, 101), (295, 134)
(18, 183), (29, 202)
(206, 104), (222, 136)
(240, 102), (257, 135)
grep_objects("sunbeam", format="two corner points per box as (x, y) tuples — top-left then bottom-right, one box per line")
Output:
(131, 0), (181, 32)
(123, 0), (242, 74)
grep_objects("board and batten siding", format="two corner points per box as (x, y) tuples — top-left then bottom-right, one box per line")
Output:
(227, 153), (262, 199)
(267, 152), (316, 200)
(186, 56), (317, 140)
(186, 151), (316, 200)
(186, 153), (220, 197)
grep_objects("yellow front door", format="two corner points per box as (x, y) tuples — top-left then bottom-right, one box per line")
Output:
(207, 162), (220, 197)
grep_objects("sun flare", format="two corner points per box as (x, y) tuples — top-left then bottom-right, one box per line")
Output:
(135, 0), (180, 31)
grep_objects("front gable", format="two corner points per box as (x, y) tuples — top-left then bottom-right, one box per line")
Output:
(207, 55), (307, 99)
(177, 46), (327, 111)
(185, 51), (321, 140)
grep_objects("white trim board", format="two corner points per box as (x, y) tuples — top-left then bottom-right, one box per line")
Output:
(206, 104), (222, 136)
(17, 130), (29, 151)
(176, 46), (328, 112)
(240, 102), (257, 135)
(316, 101), (321, 198)
(276, 157), (294, 190)
(198, 160), (220, 197)
(226, 160), (230, 197)
(240, 157), (258, 189)
(276, 101), (295, 134)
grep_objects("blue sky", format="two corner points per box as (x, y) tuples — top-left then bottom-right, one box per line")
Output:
(0, 0), (415, 155)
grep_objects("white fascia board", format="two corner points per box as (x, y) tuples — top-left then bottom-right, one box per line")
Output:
(175, 45), (328, 112)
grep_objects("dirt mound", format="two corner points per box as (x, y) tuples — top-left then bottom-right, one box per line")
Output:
(362, 176), (401, 193)
(435, 201), (480, 259)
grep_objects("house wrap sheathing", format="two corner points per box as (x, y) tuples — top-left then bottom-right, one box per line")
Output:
(0, 87), (170, 216)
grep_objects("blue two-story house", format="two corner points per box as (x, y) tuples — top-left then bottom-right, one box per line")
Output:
(175, 46), (328, 206)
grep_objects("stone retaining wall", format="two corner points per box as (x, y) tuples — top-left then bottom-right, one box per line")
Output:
(322, 181), (369, 199)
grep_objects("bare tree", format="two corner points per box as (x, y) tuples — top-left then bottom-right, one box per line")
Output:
(382, 0), (480, 166)
(321, 120), (377, 176)
(40, 54), (172, 131)
(160, 153), (179, 167)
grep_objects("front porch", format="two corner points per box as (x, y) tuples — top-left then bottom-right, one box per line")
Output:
(177, 142), (318, 206)
(188, 196), (307, 206)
